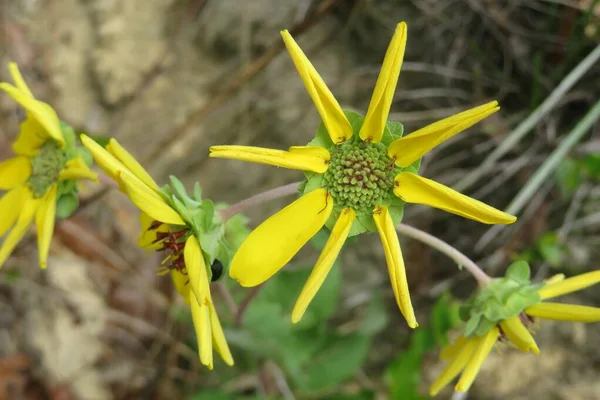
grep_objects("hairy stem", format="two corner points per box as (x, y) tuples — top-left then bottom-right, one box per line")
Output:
(220, 181), (302, 220)
(396, 223), (491, 285)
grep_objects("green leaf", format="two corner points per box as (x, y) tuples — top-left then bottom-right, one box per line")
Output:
(381, 120), (404, 147)
(582, 153), (600, 178)
(299, 333), (371, 391)
(193, 182), (203, 201)
(537, 232), (565, 268)
(310, 227), (331, 251)
(358, 292), (389, 335)
(55, 193), (79, 219)
(431, 294), (460, 346)
(505, 260), (531, 283)
(223, 212), (250, 251)
(169, 175), (190, 203)
(474, 317), (496, 337)
(308, 121), (335, 149)
(556, 158), (582, 197)
(385, 329), (431, 400)
(258, 263), (342, 329)
(85, 134), (111, 148)
(302, 173), (324, 195)
(464, 313), (481, 337)
(76, 147), (94, 166)
(345, 110), (365, 135)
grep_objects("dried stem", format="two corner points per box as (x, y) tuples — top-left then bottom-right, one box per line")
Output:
(396, 223), (492, 285)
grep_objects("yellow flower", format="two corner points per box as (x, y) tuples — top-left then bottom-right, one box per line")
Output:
(430, 270), (600, 396)
(80, 135), (233, 369)
(0, 63), (97, 269)
(209, 22), (516, 327)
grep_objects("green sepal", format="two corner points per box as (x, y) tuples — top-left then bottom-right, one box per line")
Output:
(461, 261), (543, 338)
(158, 178), (241, 281)
(76, 147), (94, 166)
(59, 121), (77, 156)
(505, 260), (531, 283)
(55, 193), (79, 219)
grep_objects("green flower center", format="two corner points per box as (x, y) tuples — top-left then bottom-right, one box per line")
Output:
(322, 140), (394, 213)
(28, 141), (67, 198)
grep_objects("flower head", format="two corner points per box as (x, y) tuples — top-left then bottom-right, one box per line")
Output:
(430, 263), (600, 396)
(81, 135), (234, 369)
(0, 63), (97, 269)
(209, 22), (516, 327)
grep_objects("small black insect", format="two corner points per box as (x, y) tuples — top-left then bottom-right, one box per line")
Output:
(210, 259), (224, 282)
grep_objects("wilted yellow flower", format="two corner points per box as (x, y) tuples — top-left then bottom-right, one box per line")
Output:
(0, 63), (97, 269)
(210, 22), (515, 327)
(430, 269), (600, 396)
(81, 135), (233, 369)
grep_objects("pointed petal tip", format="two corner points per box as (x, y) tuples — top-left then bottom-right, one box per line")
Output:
(291, 313), (301, 324)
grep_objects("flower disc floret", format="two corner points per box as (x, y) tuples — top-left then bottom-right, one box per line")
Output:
(27, 141), (67, 198)
(323, 140), (394, 213)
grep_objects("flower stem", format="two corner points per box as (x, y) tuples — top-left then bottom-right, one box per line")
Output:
(396, 223), (492, 285)
(220, 181), (302, 220)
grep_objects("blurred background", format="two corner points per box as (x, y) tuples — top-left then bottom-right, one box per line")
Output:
(1, 0), (600, 399)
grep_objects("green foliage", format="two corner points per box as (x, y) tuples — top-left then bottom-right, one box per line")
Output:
(385, 294), (460, 400)
(159, 177), (249, 279)
(460, 261), (543, 337)
(556, 158), (582, 197)
(55, 193), (79, 219)
(513, 231), (568, 268)
(226, 248), (388, 395)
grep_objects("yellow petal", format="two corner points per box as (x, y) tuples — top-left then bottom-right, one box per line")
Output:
(280, 30), (352, 144)
(0, 190), (40, 268)
(0, 156), (31, 190)
(359, 22), (407, 143)
(389, 101), (499, 167)
(209, 302), (234, 366)
(170, 270), (191, 304)
(80, 134), (125, 181)
(35, 185), (57, 269)
(230, 188), (332, 287)
(373, 205), (417, 328)
(0, 187), (25, 237)
(106, 138), (160, 191)
(455, 327), (499, 393)
(138, 212), (169, 250)
(288, 146), (331, 162)
(544, 273), (565, 286)
(12, 117), (47, 156)
(525, 303), (600, 323)
(118, 172), (185, 226)
(394, 172), (517, 224)
(538, 270), (600, 300)
(429, 337), (479, 397)
(209, 145), (329, 174)
(184, 235), (210, 305)
(499, 316), (539, 354)
(59, 157), (98, 182)
(292, 208), (355, 323)
(8, 63), (33, 97)
(440, 335), (468, 361)
(190, 297), (213, 369)
(0, 83), (64, 146)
